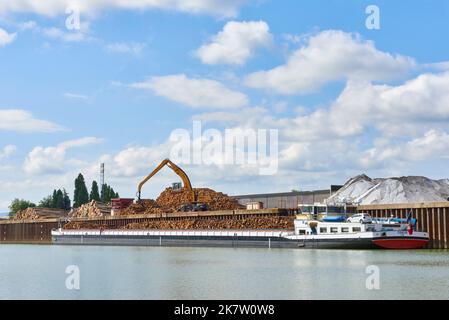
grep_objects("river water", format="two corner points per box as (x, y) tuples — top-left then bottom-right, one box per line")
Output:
(0, 245), (448, 299)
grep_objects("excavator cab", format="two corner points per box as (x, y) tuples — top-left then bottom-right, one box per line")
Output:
(171, 182), (182, 191)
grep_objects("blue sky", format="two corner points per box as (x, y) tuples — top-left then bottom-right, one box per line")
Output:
(1, 0), (449, 211)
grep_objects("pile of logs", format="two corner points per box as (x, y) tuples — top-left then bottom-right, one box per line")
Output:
(63, 221), (109, 230)
(14, 207), (68, 221)
(69, 201), (111, 218)
(121, 216), (294, 230)
(120, 199), (164, 216)
(61, 216), (294, 231)
(121, 187), (243, 215)
(157, 187), (244, 212)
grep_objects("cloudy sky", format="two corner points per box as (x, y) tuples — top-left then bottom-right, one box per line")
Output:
(1, 0), (449, 211)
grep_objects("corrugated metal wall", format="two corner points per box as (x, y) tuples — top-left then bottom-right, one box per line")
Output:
(0, 221), (59, 243)
(236, 192), (330, 209)
(358, 202), (449, 249)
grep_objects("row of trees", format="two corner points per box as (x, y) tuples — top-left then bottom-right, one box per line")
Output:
(39, 189), (71, 210)
(73, 174), (119, 208)
(9, 173), (120, 216)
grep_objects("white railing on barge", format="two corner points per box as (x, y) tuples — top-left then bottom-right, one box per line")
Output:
(52, 229), (294, 238)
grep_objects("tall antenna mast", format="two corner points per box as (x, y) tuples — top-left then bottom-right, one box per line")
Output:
(100, 163), (105, 202)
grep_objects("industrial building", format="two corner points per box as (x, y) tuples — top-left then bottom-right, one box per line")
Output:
(233, 186), (343, 210)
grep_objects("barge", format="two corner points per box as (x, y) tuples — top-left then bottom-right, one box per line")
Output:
(51, 219), (429, 249)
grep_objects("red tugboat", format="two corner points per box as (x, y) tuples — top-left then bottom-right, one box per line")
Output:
(371, 236), (429, 249)
(371, 211), (429, 249)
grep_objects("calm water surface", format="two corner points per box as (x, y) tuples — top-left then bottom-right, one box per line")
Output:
(0, 245), (448, 299)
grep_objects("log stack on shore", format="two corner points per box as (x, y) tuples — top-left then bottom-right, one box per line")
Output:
(14, 207), (68, 221)
(69, 201), (111, 218)
(120, 187), (244, 215)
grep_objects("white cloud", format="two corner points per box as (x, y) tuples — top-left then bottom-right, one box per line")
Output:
(59, 137), (103, 148)
(64, 92), (88, 100)
(108, 145), (169, 178)
(105, 42), (146, 54)
(262, 71), (449, 143)
(23, 137), (102, 175)
(41, 27), (89, 42)
(24, 146), (66, 175)
(18, 20), (92, 43)
(193, 106), (268, 124)
(195, 21), (272, 65)
(328, 71), (449, 137)
(0, 0), (244, 18)
(0, 109), (66, 133)
(0, 200), (11, 212)
(245, 30), (416, 94)
(0, 145), (17, 160)
(130, 74), (248, 109)
(361, 130), (449, 168)
(423, 61), (449, 71)
(18, 21), (37, 31)
(192, 71), (449, 176)
(0, 27), (16, 47)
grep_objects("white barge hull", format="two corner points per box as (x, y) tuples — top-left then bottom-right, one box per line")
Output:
(51, 229), (379, 249)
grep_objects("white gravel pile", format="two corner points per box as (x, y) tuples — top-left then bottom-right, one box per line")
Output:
(327, 174), (449, 205)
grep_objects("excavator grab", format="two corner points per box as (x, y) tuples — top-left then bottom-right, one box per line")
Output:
(136, 159), (210, 211)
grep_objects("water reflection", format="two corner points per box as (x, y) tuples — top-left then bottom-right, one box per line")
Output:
(0, 245), (448, 299)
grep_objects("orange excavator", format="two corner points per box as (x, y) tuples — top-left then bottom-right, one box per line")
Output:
(136, 159), (210, 211)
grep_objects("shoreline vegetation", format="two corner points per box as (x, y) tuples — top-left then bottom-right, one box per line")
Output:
(5, 173), (119, 219)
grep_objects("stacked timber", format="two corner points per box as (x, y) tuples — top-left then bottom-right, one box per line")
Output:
(157, 187), (244, 212)
(63, 221), (109, 230)
(121, 188), (244, 215)
(14, 207), (68, 221)
(121, 216), (294, 230)
(69, 201), (111, 218)
(120, 199), (164, 216)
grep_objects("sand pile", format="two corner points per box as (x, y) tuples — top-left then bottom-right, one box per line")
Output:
(327, 174), (449, 205)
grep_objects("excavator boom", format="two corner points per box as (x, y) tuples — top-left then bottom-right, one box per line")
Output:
(137, 159), (194, 201)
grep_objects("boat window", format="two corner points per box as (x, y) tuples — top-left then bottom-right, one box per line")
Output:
(352, 227), (361, 232)
(317, 206), (327, 213)
(299, 230), (306, 235)
(341, 227), (349, 233)
(320, 227), (327, 234)
(330, 227), (338, 233)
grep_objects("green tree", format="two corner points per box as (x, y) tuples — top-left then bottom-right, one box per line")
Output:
(62, 189), (71, 210)
(101, 184), (120, 203)
(90, 181), (101, 202)
(51, 189), (58, 208)
(9, 199), (36, 217)
(38, 189), (71, 210)
(74, 173), (89, 208)
(55, 189), (64, 209)
(38, 195), (53, 208)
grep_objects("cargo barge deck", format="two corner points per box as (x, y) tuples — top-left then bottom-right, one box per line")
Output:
(51, 219), (429, 250)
